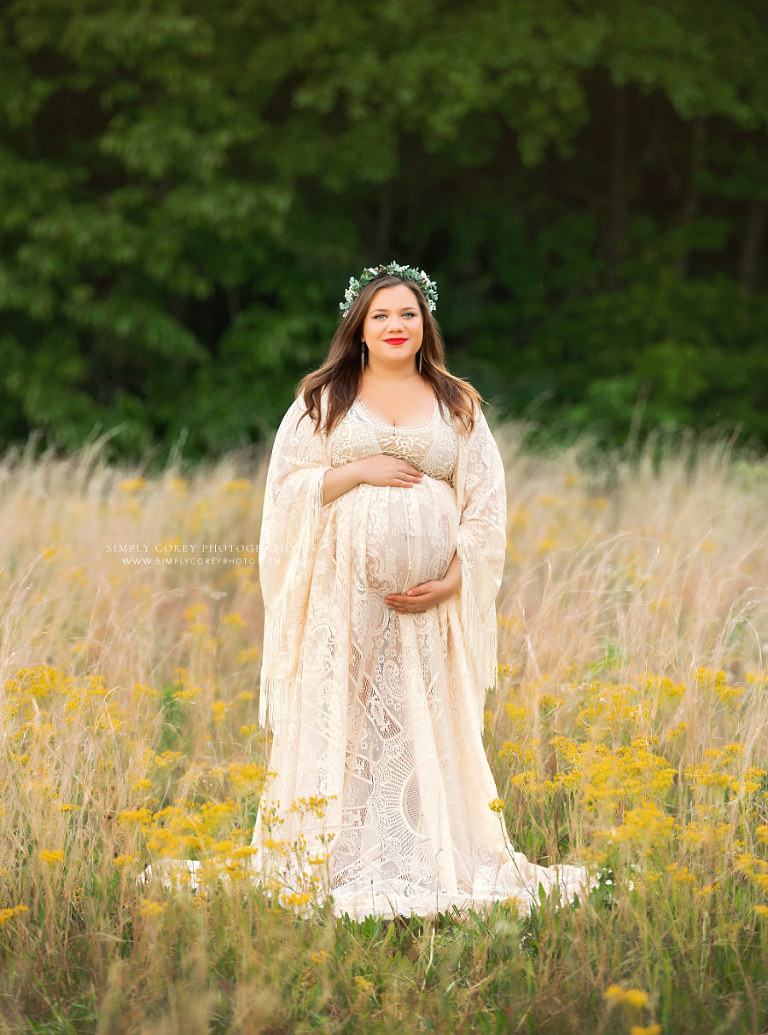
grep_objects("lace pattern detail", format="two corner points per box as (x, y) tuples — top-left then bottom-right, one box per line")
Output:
(329, 397), (458, 484)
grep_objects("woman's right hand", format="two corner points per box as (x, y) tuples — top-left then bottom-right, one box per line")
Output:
(322, 454), (423, 505)
(356, 454), (424, 488)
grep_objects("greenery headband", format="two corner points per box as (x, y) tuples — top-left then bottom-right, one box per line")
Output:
(339, 261), (438, 318)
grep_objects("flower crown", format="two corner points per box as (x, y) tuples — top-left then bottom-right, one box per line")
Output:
(339, 261), (438, 318)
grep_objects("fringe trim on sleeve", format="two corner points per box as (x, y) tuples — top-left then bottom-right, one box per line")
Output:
(456, 532), (499, 732)
(258, 467), (327, 735)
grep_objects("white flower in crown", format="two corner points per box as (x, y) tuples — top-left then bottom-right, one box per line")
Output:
(339, 261), (438, 317)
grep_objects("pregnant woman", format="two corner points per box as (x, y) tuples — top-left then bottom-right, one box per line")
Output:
(252, 262), (591, 920)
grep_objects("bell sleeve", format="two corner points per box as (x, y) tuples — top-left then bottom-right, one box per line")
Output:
(454, 405), (507, 731)
(257, 395), (332, 733)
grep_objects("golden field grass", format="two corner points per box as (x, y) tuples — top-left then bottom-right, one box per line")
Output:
(1, 424), (768, 1034)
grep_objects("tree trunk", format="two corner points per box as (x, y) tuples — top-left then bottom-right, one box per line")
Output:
(738, 198), (765, 296)
(602, 82), (628, 291)
(375, 181), (393, 256)
(676, 117), (706, 278)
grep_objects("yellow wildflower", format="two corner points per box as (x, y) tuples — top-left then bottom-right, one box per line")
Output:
(280, 891), (312, 908)
(262, 838), (287, 852)
(118, 808), (152, 825)
(231, 846), (258, 860)
(0, 905), (29, 925)
(133, 683), (159, 697)
(211, 840), (234, 854)
(489, 798), (505, 814)
(152, 751), (183, 767)
(511, 771), (539, 793)
(38, 849), (65, 864)
(139, 900), (167, 919)
(603, 984), (649, 1009)
(228, 762), (266, 787)
(211, 700), (228, 722)
(175, 687), (202, 701)
(606, 801), (674, 849)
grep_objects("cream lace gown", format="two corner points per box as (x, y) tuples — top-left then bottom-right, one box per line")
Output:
(250, 393), (592, 920)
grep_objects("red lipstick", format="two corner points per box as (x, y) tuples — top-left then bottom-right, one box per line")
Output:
(385, 338), (408, 344)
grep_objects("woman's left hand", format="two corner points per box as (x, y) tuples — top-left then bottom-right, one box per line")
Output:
(385, 556), (461, 613)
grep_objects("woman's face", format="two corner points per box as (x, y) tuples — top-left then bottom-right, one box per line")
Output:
(362, 283), (424, 372)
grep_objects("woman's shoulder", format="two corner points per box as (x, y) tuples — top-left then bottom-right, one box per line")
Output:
(276, 388), (330, 439)
(434, 374), (483, 431)
(446, 395), (485, 437)
(275, 396), (304, 428)
(272, 394), (313, 442)
(293, 384), (332, 409)
(280, 385), (323, 417)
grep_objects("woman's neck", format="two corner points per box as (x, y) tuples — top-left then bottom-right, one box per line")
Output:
(363, 364), (420, 382)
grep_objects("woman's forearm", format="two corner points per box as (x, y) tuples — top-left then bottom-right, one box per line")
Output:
(322, 460), (366, 505)
(442, 552), (462, 596)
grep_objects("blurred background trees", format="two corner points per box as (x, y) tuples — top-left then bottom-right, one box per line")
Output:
(2, 0), (767, 461)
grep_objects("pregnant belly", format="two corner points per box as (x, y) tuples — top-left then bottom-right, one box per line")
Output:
(360, 478), (458, 595)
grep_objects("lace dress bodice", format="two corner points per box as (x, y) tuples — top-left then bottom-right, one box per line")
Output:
(328, 397), (459, 484)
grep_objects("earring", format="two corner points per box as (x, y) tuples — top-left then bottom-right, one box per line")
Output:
(360, 342), (366, 374)
(417, 349), (423, 374)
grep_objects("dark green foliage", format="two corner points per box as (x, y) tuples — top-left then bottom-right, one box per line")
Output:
(2, 0), (768, 461)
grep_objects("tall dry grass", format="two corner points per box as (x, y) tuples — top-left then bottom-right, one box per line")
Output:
(1, 424), (767, 1033)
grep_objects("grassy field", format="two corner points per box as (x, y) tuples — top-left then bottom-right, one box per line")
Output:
(1, 424), (767, 1033)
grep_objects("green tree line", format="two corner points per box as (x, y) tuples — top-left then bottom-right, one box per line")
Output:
(2, 0), (768, 461)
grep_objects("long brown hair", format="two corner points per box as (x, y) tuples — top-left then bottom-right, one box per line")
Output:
(297, 273), (482, 435)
